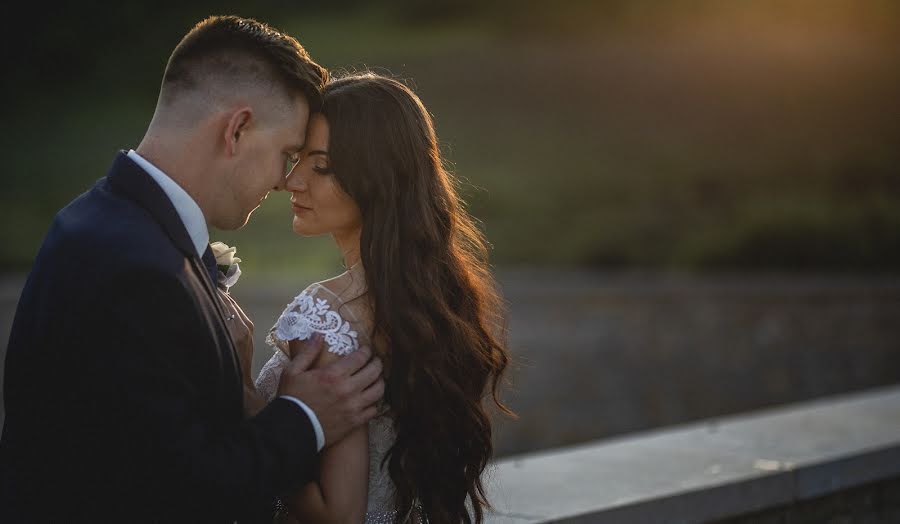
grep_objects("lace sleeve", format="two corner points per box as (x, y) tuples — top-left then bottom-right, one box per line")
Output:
(264, 283), (361, 357)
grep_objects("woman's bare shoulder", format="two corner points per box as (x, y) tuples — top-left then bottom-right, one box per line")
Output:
(314, 265), (367, 305)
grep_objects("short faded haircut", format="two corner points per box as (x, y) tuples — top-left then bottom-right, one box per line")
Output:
(159, 15), (328, 113)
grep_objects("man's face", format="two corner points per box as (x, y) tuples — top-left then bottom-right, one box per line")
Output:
(216, 96), (310, 230)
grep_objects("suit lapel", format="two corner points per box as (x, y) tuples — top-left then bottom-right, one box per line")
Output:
(189, 256), (244, 388)
(105, 152), (242, 393)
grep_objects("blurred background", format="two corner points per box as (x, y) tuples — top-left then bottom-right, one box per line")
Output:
(2, 0), (899, 457)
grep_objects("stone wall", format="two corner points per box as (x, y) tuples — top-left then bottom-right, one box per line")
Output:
(491, 271), (900, 456)
(485, 385), (900, 523)
(717, 476), (900, 524)
(3, 271), (900, 458)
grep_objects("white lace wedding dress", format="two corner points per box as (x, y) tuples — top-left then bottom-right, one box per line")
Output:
(255, 266), (419, 524)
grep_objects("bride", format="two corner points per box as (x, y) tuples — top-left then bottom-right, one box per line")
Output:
(251, 72), (512, 524)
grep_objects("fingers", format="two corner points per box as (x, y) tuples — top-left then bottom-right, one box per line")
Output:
(347, 355), (383, 392)
(235, 306), (253, 332)
(287, 333), (325, 371)
(220, 292), (254, 330)
(358, 376), (385, 409)
(326, 345), (373, 377)
(357, 405), (379, 425)
(221, 297), (252, 342)
(217, 291), (240, 324)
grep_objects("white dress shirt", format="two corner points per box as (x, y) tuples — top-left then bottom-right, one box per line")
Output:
(126, 149), (325, 451)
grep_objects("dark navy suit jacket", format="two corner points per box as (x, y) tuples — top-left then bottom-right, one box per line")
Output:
(0, 152), (318, 522)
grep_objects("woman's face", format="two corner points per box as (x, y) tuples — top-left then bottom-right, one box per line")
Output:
(284, 113), (362, 238)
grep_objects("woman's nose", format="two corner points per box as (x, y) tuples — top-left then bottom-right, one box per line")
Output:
(284, 166), (307, 192)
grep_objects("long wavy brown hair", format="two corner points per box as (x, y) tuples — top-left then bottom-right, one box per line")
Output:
(321, 72), (513, 524)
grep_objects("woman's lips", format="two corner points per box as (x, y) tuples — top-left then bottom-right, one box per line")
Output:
(291, 202), (312, 214)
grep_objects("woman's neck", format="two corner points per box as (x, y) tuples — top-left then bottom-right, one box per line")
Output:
(332, 227), (362, 270)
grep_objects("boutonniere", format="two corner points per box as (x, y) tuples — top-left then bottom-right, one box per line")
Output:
(210, 241), (242, 292)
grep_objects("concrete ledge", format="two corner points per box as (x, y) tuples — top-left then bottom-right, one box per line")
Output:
(485, 384), (900, 523)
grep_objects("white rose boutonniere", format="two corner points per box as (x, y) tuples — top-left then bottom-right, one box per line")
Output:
(210, 241), (242, 292)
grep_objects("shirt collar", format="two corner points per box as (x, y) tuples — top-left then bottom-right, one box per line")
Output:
(127, 149), (209, 257)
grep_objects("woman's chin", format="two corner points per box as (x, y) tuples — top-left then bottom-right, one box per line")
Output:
(291, 225), (310, 236)
(292, 218), (321, 237)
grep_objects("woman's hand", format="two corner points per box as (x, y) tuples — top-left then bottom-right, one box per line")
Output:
(217, 288), (255, 385)
(217, 289), (267, 418)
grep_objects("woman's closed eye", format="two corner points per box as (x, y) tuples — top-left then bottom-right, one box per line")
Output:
(306, 149), (331, 174)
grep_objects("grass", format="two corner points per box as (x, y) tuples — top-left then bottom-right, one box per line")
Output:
(3, 3), (900, 274)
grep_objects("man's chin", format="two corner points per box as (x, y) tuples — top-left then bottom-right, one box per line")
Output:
(212, 210), (255, 231)
(235, 210), (256, 229)
(237, 202), (265, 227)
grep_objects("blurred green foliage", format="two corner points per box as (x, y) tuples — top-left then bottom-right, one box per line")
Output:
(3, 0), (899, 275)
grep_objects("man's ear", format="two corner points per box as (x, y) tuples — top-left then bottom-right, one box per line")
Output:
(224, 107), (253, 156)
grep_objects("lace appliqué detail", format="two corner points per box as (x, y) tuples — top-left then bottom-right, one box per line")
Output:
(265, 287), (359, 356)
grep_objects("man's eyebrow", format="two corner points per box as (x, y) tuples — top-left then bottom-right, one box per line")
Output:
(308, 150), (329, 156)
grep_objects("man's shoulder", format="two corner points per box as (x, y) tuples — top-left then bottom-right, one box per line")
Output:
(40, 179), (187, 275)
(57, 176), (161, 235)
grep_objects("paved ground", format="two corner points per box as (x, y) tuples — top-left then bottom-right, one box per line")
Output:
(3, 270), (900, 457)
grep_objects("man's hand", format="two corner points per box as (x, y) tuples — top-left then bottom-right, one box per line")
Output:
(217, 288), (255, 385)
(278, 335), (385, 447)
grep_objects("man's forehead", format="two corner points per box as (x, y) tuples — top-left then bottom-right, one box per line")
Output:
(278, 105), (309, 143)
(288, 94), (311, 116)
(272, 94), (307, 124)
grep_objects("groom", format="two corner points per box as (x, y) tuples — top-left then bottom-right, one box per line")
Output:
(0, 16), (384, 523)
